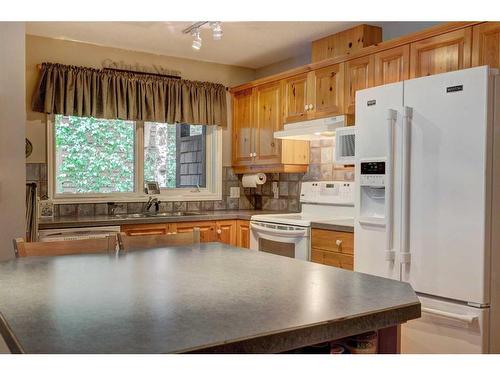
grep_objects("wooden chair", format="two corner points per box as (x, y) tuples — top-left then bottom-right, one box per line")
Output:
(13, 236), (117, 257)
(117, 228), (200, 251)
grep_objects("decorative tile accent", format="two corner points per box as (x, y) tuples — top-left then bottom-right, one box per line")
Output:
(187, 201), (201, 211)
(226, 197), (239, 210)
(159, 202), (173, 213)
(288, 181), (299, 197)
(279, 198), (289, 211)
(127, 202), (144, 214)
(59, 204), (77, 217)
(77, 204), (95, 217)
(279, 181), (289, 196)
(173, 201), (187, 212)
(213, 200), (226, 211)
(113, 203), (127, 215)
(201, 201), (214, 211)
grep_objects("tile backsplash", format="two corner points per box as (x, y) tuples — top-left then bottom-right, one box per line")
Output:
(26, 138), (354, 217)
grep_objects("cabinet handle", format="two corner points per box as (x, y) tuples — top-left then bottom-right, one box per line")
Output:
(309, 104), (314, 110)
(336, 239), (343, 249)
(217, 229), (222, 234)
(304, 104), (308, 111)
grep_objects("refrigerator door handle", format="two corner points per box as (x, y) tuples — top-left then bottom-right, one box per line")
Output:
(385, 109), (397, 262)
(400, 106), (413, 265)
(421, 307), (479, 324)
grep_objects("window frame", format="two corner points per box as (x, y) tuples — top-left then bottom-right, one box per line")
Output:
(47, 115), (222, 203)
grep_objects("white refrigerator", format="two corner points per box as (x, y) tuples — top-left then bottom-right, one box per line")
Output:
(354, 66), (500, 353)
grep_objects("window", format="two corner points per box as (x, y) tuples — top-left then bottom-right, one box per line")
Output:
(144, 123), (206, 189)
(48, 115), (222, 202)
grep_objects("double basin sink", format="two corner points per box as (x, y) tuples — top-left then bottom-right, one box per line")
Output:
(114, 211), (203, 219)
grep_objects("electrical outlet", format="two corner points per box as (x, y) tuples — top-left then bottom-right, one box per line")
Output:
(272, 181), (279, 199)
(230, 186), (240, 198)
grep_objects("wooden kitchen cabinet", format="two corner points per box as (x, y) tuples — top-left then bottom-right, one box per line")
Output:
(236, 220), (251, 249)
(281, 73), (310, 124)
(231, 82), (309, 174)
(472, 22), (500, 69)
(121, 223), (176, 236)
(215, 220), (237, 246)
(312, 63), (345, 118)
(232, 88), (254, 166)
(311, 229), (354, 271)
(373, 45), (410, 86)
(344, 55), (374, 114)
(409, 28), (472, 78)
(254, 81), (282, 165)
(175, 221), (217, 243)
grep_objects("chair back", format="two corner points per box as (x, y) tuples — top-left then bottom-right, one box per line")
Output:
(13, 236), (117, 257)
(117, 228), (200, 251)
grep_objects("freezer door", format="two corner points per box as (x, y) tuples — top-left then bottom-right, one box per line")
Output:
(402, 67), (492, 304)
(401, 295), (489, 353)
(354, 82), (403, 281)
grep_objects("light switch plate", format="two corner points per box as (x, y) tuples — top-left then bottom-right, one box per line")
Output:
(230, 187), (240, 198)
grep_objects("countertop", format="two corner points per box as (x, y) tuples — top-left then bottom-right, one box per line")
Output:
(0, 243), (420, 353)
(38, 210), (287, 230)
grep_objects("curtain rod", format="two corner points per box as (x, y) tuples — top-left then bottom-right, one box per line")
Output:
(36, 64), (229, 90)
(36, 64), (181, 79)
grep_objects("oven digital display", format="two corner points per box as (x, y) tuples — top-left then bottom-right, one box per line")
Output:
(361, 162), (385, 175)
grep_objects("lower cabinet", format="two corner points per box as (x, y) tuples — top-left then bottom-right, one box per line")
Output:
(120, 219), (243, 247)
(311, 229), (354, 271)
(236, 220), (251, 249)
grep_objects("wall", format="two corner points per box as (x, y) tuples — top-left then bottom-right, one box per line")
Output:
(25, 35), (256, 167)
(0, 23), (26, 261)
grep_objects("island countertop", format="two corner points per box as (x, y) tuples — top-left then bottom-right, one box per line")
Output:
(0, 243), (419, 354)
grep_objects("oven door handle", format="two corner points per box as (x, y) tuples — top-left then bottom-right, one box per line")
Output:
(250, 222), (308, 237)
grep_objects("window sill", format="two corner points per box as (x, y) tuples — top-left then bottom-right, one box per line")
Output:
(50, 191), (222, 204)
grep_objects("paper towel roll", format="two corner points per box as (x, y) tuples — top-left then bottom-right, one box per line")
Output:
(241, 173), (267, 188)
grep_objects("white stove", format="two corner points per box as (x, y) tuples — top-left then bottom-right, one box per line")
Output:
(250, 181), (354, 260)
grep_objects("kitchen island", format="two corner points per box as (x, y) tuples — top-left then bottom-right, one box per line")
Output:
(0, 243), (419, 353)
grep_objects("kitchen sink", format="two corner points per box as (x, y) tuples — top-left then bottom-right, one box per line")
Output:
(115, 211), (203, 219)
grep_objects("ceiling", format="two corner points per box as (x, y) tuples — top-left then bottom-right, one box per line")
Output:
(25, 22), (441, 69)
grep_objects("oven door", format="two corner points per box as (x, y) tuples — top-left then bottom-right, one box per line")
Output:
(250, 221), (310, 260)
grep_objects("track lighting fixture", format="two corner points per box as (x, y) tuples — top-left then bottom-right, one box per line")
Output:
(191, 29), (202, 50)
(183, 22), (223, 50)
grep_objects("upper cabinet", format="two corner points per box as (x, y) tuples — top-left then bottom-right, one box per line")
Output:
(231, 82), (309, 174)
(281, 73), (310, 124)
(344, 56), (374, 114)
(409, 28), (472, 78)
(232, 88), (254, 166)
(254, 81), (282, 165)
(313, 63), (345, 118)
(373, 45), (410, 86)
(472, 22), (500, 69)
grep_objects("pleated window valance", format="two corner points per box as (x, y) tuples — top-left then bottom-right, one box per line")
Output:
(31, 63), (227, 127)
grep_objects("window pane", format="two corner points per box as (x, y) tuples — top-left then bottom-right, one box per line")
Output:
(55, 115), (135, 194)
(144, 123), (206, 189)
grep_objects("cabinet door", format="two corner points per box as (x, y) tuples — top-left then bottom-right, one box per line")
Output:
(215, 220), (237, 246)
(175, 221), (216, 243)
(409, 28), (472, 78)
(236, 220), (250, 249)
(232, 88), (254, 166)
(120, 224), (169, 236)
(344, 56), (374, 114)
(282, 73), (310, 124)
(312, 63), (344, 118)
(472, 22), (500, 69)
(254, 81), (282, 164)
(373, 45), (410, 86)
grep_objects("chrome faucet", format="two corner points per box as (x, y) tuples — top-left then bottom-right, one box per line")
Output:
(145, 196), (160, 213)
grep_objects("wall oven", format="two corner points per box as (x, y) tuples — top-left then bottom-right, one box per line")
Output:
(249, 221), (310, 260)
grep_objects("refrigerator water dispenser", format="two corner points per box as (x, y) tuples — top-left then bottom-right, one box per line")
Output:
(359, 159), (387, 226)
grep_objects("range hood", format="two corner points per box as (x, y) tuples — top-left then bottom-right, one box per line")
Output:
(273, 115), (348, 141)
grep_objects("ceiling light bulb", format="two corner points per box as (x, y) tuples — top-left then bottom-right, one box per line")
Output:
(192, 30), (202, 50)
(210, 22), (223, 40)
